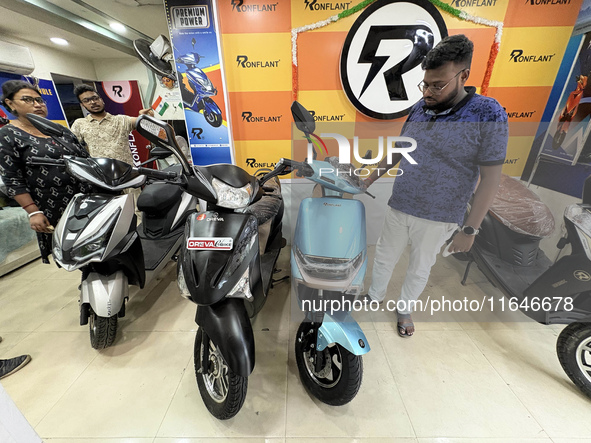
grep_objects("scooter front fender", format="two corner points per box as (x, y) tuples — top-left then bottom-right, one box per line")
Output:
(203, 97), (221, 116)
(317, 311), (370, 356)
(196, 298), (255, 377)
(81, 271), (128, 318)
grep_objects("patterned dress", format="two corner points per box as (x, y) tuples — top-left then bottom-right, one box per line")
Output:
(0, 124), (90, 263)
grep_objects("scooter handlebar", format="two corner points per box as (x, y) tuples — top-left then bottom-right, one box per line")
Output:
(28, 156), (66, 167)
(137, 167), (179, 181)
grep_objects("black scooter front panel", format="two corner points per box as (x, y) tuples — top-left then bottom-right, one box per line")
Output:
(181, 211), (261, 306)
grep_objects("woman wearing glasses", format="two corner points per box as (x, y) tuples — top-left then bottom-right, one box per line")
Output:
(0, 80), (90, 263)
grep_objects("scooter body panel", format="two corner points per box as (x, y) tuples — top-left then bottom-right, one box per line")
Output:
(317, 311), (370, 355)
(294, 197), (365, 259)
(81, 270), (129, 318)
(181, 211), (262, 308)
(196, 299), (255, 377)
(292, 197), (367, 292)
(54, 193), (136, 272)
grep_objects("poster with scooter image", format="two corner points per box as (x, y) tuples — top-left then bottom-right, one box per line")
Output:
(164, 0), (234, 166)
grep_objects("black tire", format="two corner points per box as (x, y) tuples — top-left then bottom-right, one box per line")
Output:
(194, 328), (248, 419)
(203, 98), (222, 127)
(295, 321), (363, 406)
(89, 309), (118, 349)
(553, 129), (566, 150)
(557, 322), (591, 399)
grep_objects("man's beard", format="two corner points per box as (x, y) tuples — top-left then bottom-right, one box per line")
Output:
(423, 84), (460, 112)
(88, 105), (105, 115)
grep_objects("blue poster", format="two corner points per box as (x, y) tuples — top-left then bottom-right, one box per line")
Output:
(164, 0), (234, 166)
(0, 73), (66, 126)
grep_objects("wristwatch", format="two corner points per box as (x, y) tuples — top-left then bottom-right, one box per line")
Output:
(461, 225), (479, 236)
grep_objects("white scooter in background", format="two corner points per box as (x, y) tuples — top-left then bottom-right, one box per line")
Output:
(27, 113), (198, 349)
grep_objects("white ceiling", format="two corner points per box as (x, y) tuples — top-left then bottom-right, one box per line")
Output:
(0, 0), (169, 60)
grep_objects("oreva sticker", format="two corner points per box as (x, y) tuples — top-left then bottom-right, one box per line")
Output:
(187, 237), (233, 250)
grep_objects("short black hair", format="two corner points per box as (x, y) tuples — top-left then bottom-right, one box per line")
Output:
(1, 80), (40, 113)
(73, 84), (97, 101)
(421, 34), (474, 70)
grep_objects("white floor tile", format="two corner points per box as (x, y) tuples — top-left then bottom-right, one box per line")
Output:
(378, 330), (546, 439)
(467, 329), (591, 439)
(35, 331), (193, 438)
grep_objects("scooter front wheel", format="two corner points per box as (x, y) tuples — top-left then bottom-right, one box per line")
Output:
(194, 327), (248, 419)
(557, 322), (591, 399)
(295, 321), (363, 406)
(89, 309), (118, 349)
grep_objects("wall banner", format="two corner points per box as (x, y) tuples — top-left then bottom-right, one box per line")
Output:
(93, 80), (153, 167)
(164, 0), (234, 166)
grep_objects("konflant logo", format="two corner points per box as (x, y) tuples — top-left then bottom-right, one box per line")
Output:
(236, 55), (280, 68)
(232, 0), (278, 12)
(242, 111), (282, 122)
(509, 49), (555, 63)
(309, 110), (346, 122)
(451, 0), (497, 6)
(524, 0), (571, 5)
(304, 0), (352, 11)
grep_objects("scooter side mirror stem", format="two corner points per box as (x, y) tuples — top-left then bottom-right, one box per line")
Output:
(135, 115), (192, 176)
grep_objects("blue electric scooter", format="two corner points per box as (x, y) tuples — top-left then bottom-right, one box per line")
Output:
(176, 52), (223, 128)
(288, 102), (372, 405)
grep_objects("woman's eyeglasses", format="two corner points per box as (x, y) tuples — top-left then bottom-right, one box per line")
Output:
(17, 96), (46, 105)
(417, 69), (466, 95)
(81, 96), (102, 104)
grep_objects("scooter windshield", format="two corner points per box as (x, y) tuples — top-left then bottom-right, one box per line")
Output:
(65, 157), (146, 191)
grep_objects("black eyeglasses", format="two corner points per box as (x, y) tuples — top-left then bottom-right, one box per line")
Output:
(81, 96), (102, 104)
(17, 96), (46, 105)
(418, 69), (466, 95)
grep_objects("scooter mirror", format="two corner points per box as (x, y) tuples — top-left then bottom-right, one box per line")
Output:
(291, 101), (316, 135)
(27, 113), (72, 139)
(136, 115), (192, 175)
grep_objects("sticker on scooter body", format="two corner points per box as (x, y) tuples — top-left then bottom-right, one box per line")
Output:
(187, 237), (233, 250)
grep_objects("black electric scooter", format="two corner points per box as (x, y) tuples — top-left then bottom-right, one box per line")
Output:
(457, 174), (591, 399)
(134, 115), (293, 419)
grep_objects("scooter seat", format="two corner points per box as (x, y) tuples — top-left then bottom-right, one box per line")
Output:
(488, 175), (555, 238)
(137, 182), (183, 215)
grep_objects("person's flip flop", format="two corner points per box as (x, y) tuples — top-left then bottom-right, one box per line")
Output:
(397, 313), (414, 338)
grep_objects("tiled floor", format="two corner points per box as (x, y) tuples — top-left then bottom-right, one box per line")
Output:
(1, 246), (590, 443)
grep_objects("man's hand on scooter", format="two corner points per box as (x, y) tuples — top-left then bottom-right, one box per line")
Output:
(443, 232), (475, 257)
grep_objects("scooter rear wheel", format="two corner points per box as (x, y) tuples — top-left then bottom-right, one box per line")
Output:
(557, 322), (591, 399)
(295, 321), (363, 406)
(194, 328), (248, 419)
(89, 309), (118, 349)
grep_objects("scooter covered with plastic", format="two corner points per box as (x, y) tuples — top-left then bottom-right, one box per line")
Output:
(455, 174), (591, 399)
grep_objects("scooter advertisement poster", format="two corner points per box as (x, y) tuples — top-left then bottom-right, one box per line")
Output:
(539, 32), (591, 166)
(0, 73), (67, 127)
(164, 0), (234, 166)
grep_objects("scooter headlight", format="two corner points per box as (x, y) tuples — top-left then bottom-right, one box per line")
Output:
(226, 268), (253, 301)
(212, 178), (253, 209)
(294, 246), (364, 281)
(70, 210), (119, 261)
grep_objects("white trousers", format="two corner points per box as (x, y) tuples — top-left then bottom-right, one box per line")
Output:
(369, 207), (457, 314)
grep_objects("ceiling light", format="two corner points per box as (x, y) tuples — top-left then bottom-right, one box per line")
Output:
(110, 23), (126, 33)
(50, 37), (69, 46)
